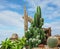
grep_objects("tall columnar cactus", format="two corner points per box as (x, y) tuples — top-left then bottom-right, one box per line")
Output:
(34, 6), (44, 28)
(25, 6), (45, 49)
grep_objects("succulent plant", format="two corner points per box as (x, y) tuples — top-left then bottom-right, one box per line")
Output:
(47, 37), (58, 48)
(25, 6), (45, 49)
(34, 6), (44, 28)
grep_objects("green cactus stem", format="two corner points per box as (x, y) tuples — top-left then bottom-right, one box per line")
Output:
(47, 37), (58, 48)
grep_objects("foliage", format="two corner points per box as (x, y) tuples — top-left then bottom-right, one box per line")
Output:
(25, 6), (45, 49)
(47, 37), (58, 48)
(1, 37), (26, 49)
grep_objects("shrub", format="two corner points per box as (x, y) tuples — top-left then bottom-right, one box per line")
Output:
(1, 37), (26, 49)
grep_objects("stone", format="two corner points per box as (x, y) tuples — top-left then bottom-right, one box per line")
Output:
(10, 33), (18, 41)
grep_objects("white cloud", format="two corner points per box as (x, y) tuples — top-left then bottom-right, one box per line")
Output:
(0, 10), (23, 28)
(0, 10), (24, 43)
(45, 10), (60, 19)
(0, 0), (24, 42)
(51, 0), (60, 7)
(0, 10), (24, 36)
(43, 21), (60, 36)
(25, 0), (60, 20)
(28, 8), (35, 12)
(25, 0), (60, 8)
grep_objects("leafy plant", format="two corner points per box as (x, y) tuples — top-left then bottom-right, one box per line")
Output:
(1, 37), (26, 49)
(25, 6), (45, 49)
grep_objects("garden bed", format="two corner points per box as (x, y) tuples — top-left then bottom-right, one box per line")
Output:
(32, 45), (60, 49)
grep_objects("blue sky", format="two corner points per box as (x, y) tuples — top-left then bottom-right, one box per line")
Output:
(0, 0), (60, 43)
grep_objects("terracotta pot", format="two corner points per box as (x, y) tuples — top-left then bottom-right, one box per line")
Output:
(48, 47), (59, 49)
(38, 44), (44, 48)
(26, 46), (29, 49)
(32, 47), (41, 49)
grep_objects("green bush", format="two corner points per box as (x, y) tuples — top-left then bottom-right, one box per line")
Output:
(1, 37), (26, 49)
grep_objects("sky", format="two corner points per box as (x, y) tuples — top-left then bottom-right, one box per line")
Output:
(0, 0), (60, 43)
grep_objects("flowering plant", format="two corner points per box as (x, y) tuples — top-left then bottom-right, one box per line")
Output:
(25, 6), (45, 49)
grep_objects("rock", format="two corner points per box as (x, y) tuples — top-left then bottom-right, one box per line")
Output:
(10, 33), (18, 41)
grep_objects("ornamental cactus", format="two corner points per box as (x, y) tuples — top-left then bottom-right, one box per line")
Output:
(34, 6), (44, 28)
(47, 37), (58, 48)
(25, 6), (45, 49)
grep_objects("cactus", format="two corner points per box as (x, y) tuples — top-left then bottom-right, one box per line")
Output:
(25, 6), (45, 49)
(34, 6), (44, 28)
(47, 37), (58, 48)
